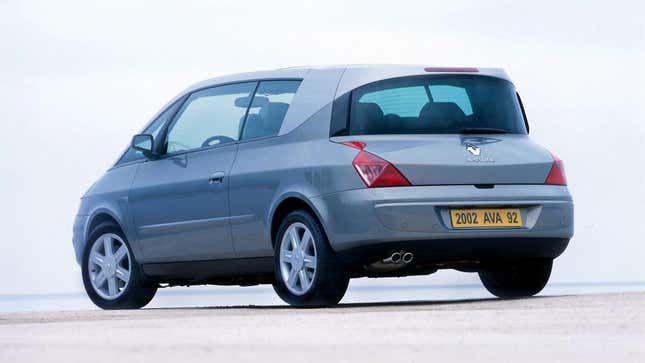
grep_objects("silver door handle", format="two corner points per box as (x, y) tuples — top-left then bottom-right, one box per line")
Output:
(209, 171), (225, 184)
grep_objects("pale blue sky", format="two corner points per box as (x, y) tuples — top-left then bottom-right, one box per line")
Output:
(1, 0), (643, 294)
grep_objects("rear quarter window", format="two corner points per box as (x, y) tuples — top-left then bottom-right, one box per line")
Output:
(240, 80), (301, 140)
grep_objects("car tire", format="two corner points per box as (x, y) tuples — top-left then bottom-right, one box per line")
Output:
(272, 210), (349, 306)
(479, 259), (553, 298)
(81, 221), (157, 309)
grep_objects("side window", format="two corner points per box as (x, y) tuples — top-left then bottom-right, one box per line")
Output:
(165, 82), (256, 153)
(240, 80), (301, 140)
(116, 99), (182, 165)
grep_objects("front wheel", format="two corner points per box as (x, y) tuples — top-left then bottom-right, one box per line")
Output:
(272, 210), (349, 306)
(82, 221), (157, 309)
(479, 259), (553, 298)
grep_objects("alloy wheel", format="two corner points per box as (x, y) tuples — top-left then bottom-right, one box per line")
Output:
(279, 222), (317, 295)
(87, 233), (132, 300)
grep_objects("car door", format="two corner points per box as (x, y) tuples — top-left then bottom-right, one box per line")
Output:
(229, 80), (302, 257)
(129, 82), (257, 262)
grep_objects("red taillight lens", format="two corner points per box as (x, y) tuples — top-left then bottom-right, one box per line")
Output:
(340, 141), (366, 150)
(352, 151), (410, 188)
(545, 153), (567, 185)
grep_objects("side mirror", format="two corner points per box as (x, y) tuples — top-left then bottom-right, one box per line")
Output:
(131, 134), (156, 159)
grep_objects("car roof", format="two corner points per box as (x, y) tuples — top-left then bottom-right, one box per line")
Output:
(186, 64), (511, 94)
(153, 65), (512, 136)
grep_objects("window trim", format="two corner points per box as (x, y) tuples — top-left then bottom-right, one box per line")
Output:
(330, 91), (351, 137)
(159, 81), (258, 157)
(112, 77), (304, 168)
(238, 81), (261, 140)
(239, 79), (303, 142)
(330, 74), (523, 137)
(112, 95), (187, 168)
(516, 92), (530, 134)
(156, 78), (304, 158)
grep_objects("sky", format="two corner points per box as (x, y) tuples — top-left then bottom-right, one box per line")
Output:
(0, 0), (644, 295)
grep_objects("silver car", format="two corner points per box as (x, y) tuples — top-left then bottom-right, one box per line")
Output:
(72, 65), (574, 309)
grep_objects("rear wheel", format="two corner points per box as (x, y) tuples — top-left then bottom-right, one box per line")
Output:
(272, 210), (349, 306)
(82, 221), (157, 309)
(479, 259), (553, 298)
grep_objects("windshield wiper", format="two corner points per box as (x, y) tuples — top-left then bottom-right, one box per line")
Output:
(458, 127), (510, 134)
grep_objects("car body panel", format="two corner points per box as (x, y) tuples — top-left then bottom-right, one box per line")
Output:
(332, 134), (554, 185)
(310, 184), (573, 252)
(128, 144), (238, 263)
(73, 164), (141, 264)
(229, 104), (363, 257)
(72, 64), (574, 285)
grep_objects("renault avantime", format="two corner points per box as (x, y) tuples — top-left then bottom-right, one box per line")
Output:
(72, 65), (573, 309)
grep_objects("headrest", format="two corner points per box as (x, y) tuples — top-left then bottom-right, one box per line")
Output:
(259, 102), (290, 131)
(234, 95), (269, 108)
(419, 102), (466, 125)
(240, 113), (262, 137)
(351, 102), (385, 133)
(355, 102), (384, 120)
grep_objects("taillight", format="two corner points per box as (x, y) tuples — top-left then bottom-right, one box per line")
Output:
(338, 140), (410, 187)
(340, 141), (366, 150)
(353, 153), (410, 189)
(545, 153), (567, 185)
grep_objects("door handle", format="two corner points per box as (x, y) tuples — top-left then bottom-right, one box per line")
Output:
(208, 171), (226, 184)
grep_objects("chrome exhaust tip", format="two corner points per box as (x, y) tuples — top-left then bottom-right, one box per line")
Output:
(365, 251), (412, 273)
(384, 252), (401, 264)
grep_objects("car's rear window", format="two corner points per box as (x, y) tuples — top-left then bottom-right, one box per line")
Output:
(340, 75), (527, 135)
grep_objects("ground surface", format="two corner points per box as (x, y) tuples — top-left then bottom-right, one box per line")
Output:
(0, 292), (643, 362)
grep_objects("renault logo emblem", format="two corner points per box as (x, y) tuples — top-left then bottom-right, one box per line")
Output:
(466, 144), (481, 156)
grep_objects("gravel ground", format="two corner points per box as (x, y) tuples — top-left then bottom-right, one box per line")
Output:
(1, 292), (643, 362)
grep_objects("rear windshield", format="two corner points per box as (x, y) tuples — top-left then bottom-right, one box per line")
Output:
(345, 75), (527, 135)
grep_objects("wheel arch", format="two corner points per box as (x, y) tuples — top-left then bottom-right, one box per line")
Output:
(87, 212), (121, 236)
(82, 208), (129, 256)
(268, 193), (329, 248)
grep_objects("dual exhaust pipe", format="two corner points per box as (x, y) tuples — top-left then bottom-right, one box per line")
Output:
(366, 250), (414, 273)
(383, 251), (414, 264)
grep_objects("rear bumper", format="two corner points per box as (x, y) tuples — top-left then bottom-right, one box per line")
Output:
(310, 184), (573, 263)
(335, 237), (569, 267)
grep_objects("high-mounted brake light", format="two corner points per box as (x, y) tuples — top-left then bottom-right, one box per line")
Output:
(545, 152), (567, 185)
(424, 67), (479, 73)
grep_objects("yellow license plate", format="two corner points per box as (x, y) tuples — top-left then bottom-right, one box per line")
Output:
(450, 208), (522, 228)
